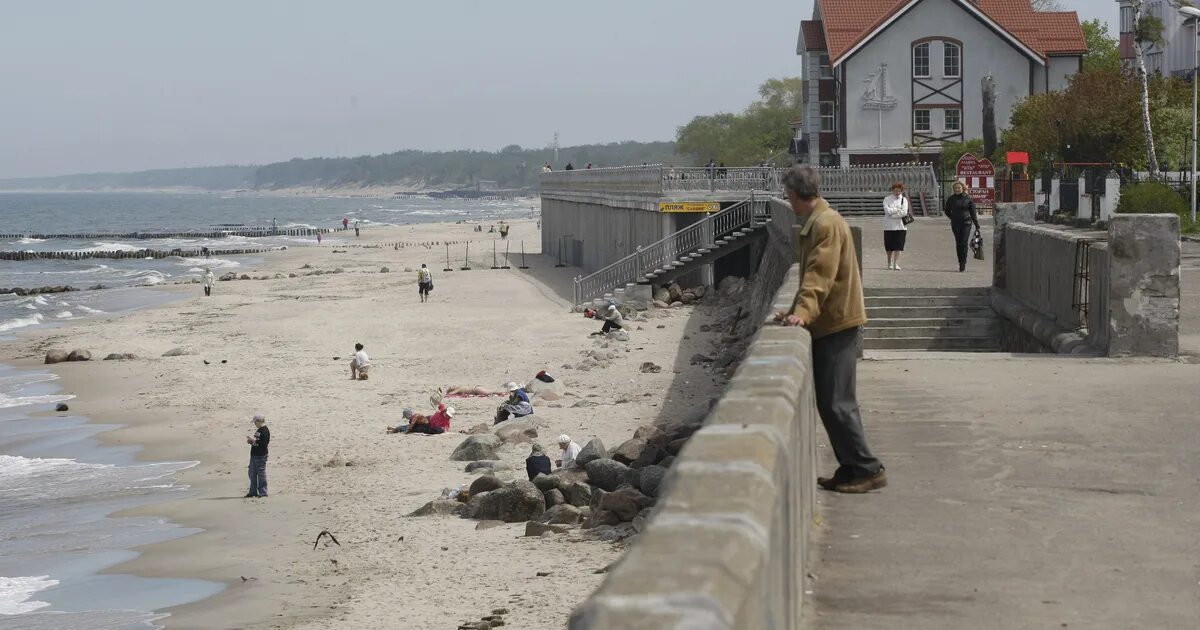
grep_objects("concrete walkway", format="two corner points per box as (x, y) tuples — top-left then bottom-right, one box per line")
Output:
(806, 219), (1200, 628)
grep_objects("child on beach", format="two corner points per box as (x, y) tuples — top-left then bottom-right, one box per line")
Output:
(350, 343), (370, 380)
(203, 269), (214, 297)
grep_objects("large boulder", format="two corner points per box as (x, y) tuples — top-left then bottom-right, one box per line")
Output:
(564, 481), (593, 507)
(44, 350), (69, 364)
(66, 349), (92, 362)
(584, 458), (630, 492)
(544, 488), (566, 508)
(575, 439), (607, 467)
(632, 445), (665, 469)
(407, 499), (464, 517)
(468, 474), (504, 496)
(531, 474), (564, 494)
(632, 424), (659, 440)
(464, 461), (511, 473)
(161, 347), (194, 357)
(103, 353), (137, 361)
(524, 521), (571, 537)
(540, 504), (585, 525)
(463, 480), (546, 523)
(599, 487), (655, 522)
(450, 435), (501, 461)
(494, 419), (538, 445)
(637, 465), (668, 498)
(611, 438), (646, 466)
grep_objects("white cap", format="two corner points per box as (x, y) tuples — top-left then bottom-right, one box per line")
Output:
(506, 382), (520, 392)
(557, 434), (571, 444)
(608, 304), (617, 310)
(445, 406), (456, 417)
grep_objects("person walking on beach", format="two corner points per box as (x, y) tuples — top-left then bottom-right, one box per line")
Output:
(317, 232), (322, 244)
(417, 264), (433, 302)
(271, 217), (278, 233)
(946, 180), (980, 272)
(775, 165), (886, 494)
(246, 414), (270, 498)
(342, 217), (349, 231)
(203, 269), (214, 297)
(882, 182), (910, 270)
(354, 220), (361, 237)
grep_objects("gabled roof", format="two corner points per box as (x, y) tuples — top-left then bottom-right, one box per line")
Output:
(814, 0), (1087, 65)
(800, 20), (827, 52)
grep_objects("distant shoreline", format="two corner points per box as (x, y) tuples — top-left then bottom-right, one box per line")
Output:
(0, 186), (518, 200)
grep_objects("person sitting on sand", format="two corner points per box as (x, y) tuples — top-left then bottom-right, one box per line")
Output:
(526, 443), (552, 480)
(591, 304), (623, 336)
(556, 434), (582, 469)
(350, 343), (370, 380)
(494, 382), (533, 424)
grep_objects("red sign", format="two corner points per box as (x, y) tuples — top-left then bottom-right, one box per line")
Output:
(955, 153), (995, 210)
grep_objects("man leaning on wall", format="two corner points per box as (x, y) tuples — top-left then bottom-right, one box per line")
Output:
(775, 165), (887, 494)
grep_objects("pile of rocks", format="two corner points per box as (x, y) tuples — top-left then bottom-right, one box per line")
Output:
(0, 286), (79, 296)
(44, 349), (93, 364)
(651, 282), (708, 309)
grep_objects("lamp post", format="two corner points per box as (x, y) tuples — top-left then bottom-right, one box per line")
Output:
(1179, 5), (1200, 224)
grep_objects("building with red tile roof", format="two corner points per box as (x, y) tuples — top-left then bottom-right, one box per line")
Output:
(796, 0), (1086, 168)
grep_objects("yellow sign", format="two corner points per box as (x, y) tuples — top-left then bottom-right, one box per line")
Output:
(659, 201), (721, 213)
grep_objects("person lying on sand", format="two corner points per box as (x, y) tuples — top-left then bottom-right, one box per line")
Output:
(494, 382), (534, 424)
(432, 372), (556, 405)
(350, 343), (370, 380)
(387, 405), (455, 435)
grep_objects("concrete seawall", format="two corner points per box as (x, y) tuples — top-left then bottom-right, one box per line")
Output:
(570, 263), (817, 630)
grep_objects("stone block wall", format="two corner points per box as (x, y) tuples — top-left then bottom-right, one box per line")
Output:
(569, 265), (818, 630)
(1106, 214), (1181, 357)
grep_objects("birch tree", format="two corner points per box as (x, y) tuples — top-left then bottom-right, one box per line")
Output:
(1130, 0), (1163, 177)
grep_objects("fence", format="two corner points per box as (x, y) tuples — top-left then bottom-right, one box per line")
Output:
(1005, 224), (1104, 330)
(570, 265), (817, 630)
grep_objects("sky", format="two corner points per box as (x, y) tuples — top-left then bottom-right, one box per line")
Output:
(0, 0), (1113, 179)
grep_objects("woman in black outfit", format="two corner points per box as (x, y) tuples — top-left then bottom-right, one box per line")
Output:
(945, 180), (980, 272)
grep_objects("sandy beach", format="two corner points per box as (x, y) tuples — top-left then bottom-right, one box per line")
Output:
(2, 218), (726, 629)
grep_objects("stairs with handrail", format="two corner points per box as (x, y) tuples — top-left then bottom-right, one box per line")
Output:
(573, 195), (770, 307)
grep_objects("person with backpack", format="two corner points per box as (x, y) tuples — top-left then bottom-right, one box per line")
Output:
(417, 264), (433, 302)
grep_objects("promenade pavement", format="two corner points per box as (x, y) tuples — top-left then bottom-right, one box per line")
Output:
(806, 218), (1200, 629)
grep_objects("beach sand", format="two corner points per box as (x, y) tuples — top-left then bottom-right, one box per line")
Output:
(2, 219), (728, 629)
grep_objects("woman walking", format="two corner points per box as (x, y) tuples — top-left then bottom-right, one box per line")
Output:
(882, 182), (910, 270)
(945, 180), (980, 272)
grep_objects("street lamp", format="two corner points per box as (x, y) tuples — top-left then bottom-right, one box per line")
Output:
(1180, 5), (1200, 224)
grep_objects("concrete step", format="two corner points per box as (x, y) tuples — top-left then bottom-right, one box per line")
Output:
(865, 287), (990, 298)
(863, 324), (998, 340)
(866, 295), (991, 308)
(863, 336), (1001, 351)
(867, 317), (998, 329)
(866, 305), (996, 319)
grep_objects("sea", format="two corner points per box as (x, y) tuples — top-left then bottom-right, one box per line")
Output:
(0, 191), (534, 628)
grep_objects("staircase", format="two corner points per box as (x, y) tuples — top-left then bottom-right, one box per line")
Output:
(573, 196), (770, 306)
(863, 287), (1001, 351)
(824, 191), (938, 217)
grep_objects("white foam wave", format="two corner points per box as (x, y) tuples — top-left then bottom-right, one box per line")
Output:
(53, 311), (74, 319)
(0, 391), (72, 410)
(176, 257), (240, 270)
(0, 575), (57, 615)
(13, 237), (46, 244)
(73, 242), (145, 253)
(75, 305), (104, 314)
(0, 314), (45, 333)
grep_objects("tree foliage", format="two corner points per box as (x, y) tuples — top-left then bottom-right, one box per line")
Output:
(675, 77), (804, 166)
(1001, 66), (1192, 171)
(1082, 19), (1120, 73)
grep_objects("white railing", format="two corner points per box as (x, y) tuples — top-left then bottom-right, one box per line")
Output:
(573, 195), (770, 305)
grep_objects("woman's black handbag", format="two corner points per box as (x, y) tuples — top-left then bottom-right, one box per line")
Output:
(901, 197), (915, 225)
(971, 229), (985, 260)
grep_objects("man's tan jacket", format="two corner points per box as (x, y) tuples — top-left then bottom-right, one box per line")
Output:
(790, 198), (867, 339)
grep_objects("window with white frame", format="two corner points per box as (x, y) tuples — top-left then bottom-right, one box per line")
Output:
(818, 54), (833, 79)
(943, 42), (961, 78)
(944, 108), (961, 132)
(913, 43), (930, 78)
(820, 102), (835, 132)
(914, 108), (931, 132)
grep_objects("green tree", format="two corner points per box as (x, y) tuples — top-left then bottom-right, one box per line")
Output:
(1082, 19), (1120, 73)
(675, 77), (805, 165)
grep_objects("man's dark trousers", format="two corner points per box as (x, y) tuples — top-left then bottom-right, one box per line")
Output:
(811, 326), (882, 477)
(248, 455), (268, 497)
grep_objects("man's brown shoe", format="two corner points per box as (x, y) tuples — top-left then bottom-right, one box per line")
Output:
(817, 467), (852, 491)
(831, 469), (887, 494)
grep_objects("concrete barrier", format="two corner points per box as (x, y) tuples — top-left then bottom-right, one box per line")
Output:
(570, 264), (817, 630)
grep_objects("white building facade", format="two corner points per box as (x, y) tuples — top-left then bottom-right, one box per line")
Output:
(1118, 0), (1198, 78)
(798, 0), (1086, 167)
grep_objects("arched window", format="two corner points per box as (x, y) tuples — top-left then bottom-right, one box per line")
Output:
(943, 42), (961, 78)
(912, 42), (930, 78)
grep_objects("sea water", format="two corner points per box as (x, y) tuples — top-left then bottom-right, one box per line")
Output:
(0, 192), (535, 628)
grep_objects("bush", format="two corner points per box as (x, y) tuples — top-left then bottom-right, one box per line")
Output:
(1116, 182), (1189, 216)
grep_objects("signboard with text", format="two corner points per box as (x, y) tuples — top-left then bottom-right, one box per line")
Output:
(955, 153), (996, 210)
(659, 201), (721, 213)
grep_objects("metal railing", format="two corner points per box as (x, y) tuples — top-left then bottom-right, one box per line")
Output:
(1006, 223), (1105, 330)
(572, 194), (770, 305)
(542, 163), (940, 201)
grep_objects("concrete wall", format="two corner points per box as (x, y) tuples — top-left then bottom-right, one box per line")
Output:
(569, 265), (818, 630)
(1046, 56), (1080, 91)
(1106, 214), (1181, 357)
(541, 198), (665, 273)
(842, 0), (1036, 155)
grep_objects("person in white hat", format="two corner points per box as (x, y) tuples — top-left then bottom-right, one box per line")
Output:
(494, 382), (533, 424)
(592, 304), (624, 337)
(245, 414), (270, 498)
(556, 434), (582, 469)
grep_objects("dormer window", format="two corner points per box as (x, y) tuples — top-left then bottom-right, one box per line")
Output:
(943, 42), (961, 78)
(912, 43), (930, 78)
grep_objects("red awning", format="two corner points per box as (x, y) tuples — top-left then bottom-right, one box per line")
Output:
(1007, 151), (1030, 165)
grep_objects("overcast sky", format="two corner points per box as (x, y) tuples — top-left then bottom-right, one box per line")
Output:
(0, 0), (1114, 178)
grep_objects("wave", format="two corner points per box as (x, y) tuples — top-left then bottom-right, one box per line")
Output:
(11, 237), (46, 244)
(72, 242), (146, 253)
(0, 575), (57, 615)
(0, 390), (72, 410)
(0, 456), (196, 508)
(0, 314), (45, 333)
(75, 305), (104, 314)
(53, 311), (74, 319)
(176, 257), (240, 270)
